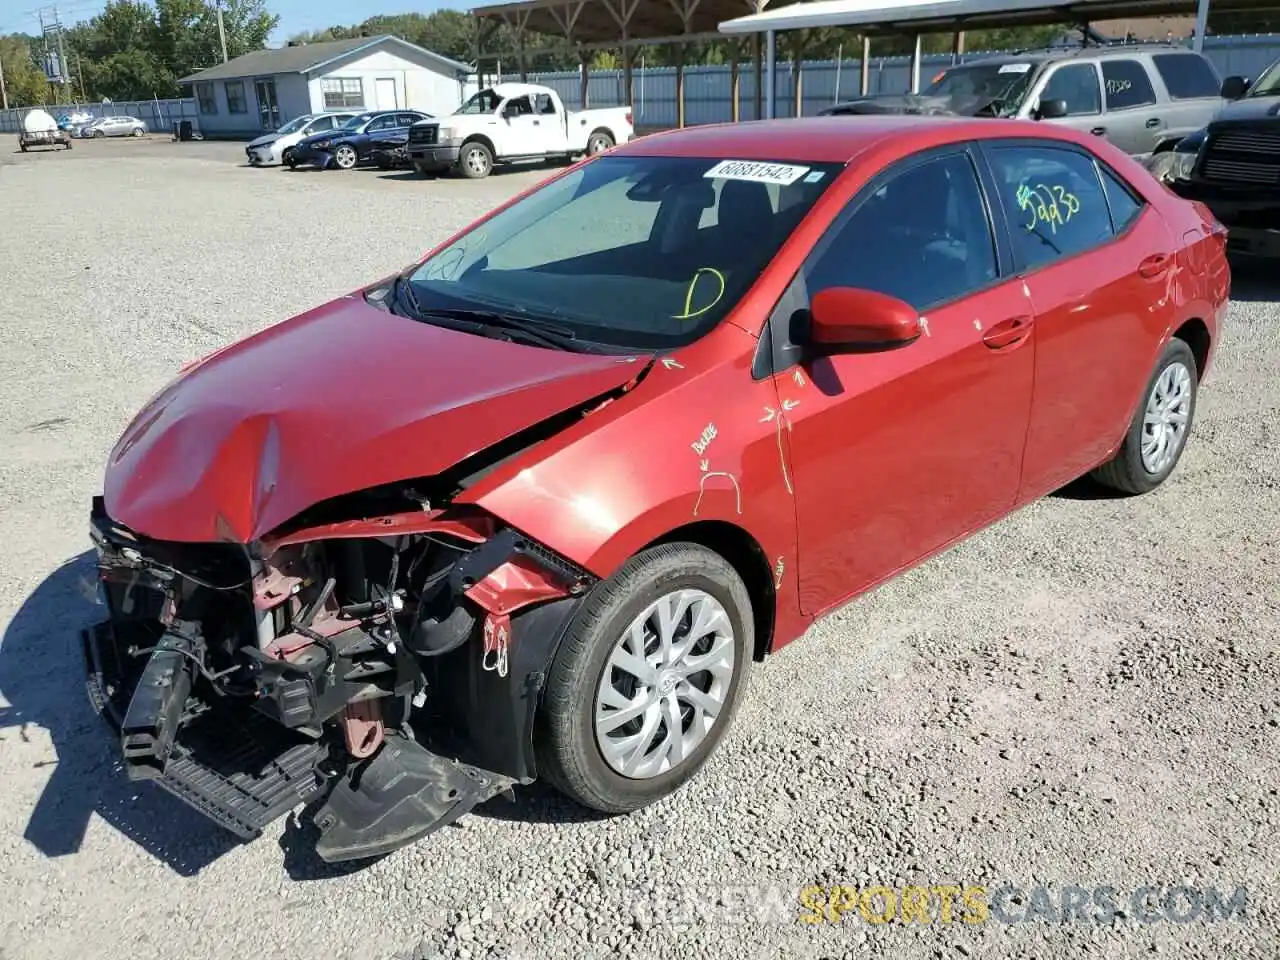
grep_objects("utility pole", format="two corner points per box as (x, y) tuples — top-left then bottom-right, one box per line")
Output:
(0, 53), (9, 111)
(215, 0), (229, 63)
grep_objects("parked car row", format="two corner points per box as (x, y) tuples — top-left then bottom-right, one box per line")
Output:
(244, 82), (635, 180)
(71, 115), (148, 138)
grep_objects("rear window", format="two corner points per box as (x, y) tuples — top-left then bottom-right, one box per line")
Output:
(1151, 52), (1221, 99)
(1101, 59), (1157, 109)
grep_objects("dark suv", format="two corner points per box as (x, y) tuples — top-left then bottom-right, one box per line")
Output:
(1162, 56), (1280, 259)
(822, 42), (1226, 160)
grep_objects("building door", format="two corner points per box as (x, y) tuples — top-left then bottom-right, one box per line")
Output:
(375, 77), (398, 110)
(254, 78), (280, 129)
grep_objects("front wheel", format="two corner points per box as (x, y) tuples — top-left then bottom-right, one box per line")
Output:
(131, 127), (143, 137)
(94, 129), (105, 138)
(332, 144), (358, 170)
(1090, 337), (1198, 494)
(458, 141), (493, 179)
(536, 543), (753, 813)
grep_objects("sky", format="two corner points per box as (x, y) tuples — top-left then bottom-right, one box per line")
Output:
(3, 1), (470, 44)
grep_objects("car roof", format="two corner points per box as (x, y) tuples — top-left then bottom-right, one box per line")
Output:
(615, 114), (1101, 164)
(946, 42), (1198, 68)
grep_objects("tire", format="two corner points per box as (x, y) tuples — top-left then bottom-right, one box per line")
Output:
(1090, 337), (1198, 495)
(458, 140), (493, 179)
(586, 130), (615, 156)
(94, 129), (105, 138)
(333, 144), (358, 170)
(131, 127), (143, 137)
(19, 142), (27, 153)
(536, 542), (753, 813)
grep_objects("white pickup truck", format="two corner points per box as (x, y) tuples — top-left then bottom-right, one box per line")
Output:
(406, 82), (634, 179)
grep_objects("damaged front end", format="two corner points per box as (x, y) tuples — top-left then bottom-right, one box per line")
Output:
(82, 493), (596, 862)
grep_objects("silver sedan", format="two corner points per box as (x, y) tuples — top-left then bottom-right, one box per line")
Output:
(81, 116), (147, 138)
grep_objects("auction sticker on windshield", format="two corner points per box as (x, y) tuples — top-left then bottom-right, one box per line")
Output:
(998, 63), (1032, 74)
(704, 159), (810, 185)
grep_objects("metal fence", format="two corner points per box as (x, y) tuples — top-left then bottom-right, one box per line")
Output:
(5, 33), (1280, 136)
(0, 96), (199, 135)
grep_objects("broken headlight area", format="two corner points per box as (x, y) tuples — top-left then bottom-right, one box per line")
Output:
(83, 495), (595, 863)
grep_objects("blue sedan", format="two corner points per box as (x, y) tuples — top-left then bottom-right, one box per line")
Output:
(287, 110), (432, 170)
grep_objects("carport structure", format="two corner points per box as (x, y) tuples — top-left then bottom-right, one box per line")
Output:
(470, 0), (781, 125)
(720, 0), (1276, 118)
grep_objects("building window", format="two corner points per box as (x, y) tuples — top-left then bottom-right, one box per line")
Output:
(224, 80), (247, 114)
(196, 82), (217, 115)
(321, 77), (364, 109)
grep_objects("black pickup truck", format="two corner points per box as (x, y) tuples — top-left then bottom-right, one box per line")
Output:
(1163, 57), (1280, 259)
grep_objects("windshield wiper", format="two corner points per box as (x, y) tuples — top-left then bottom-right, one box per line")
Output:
(419, 306), (579, 350)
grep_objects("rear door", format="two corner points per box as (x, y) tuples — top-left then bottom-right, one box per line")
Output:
(1099, 57), (1162, 156)
(978, 139), (1175, 499)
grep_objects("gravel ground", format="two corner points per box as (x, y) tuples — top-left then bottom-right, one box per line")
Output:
(1, 138), (1277, 960)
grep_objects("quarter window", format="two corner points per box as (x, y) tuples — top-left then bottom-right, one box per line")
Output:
(322, 77), (364, 110)
(1098, 165), (1145, 233)
(1151, 52), (1221, 99)
(987, 145), (1115, 270)
(1101, 59), (1158, 109)
(1039, 63), (1101, 116)
(804, 152), (998, 311)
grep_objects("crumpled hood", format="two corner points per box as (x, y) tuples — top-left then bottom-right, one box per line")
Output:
(247, 132), (281, 149)
(1214, 96), (1280, 121)
(103, 295), (647, 544)
(825, 93), (996, 117)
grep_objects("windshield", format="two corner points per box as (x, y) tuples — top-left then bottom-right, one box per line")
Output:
(925, 62), (1037, 113)
(406, 154), (843, 350)
(1249, 58), (1280, 96)
(455, 89), (502, 115)
(276, 116), (311, 134)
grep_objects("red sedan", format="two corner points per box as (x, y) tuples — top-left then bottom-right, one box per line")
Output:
(85, 115), (1229, 863)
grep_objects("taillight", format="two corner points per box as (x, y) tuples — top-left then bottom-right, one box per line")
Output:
(625, 110), (633, 126)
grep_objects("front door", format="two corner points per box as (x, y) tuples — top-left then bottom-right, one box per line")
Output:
(1098, 58), (1162, 156)
(979, 139), (1176, 499)
(254, 78), (280, 130)
(375, 77), (398, 110)
(781, 147), (1036, 616)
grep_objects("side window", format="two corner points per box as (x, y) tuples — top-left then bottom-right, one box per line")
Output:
(987, 145), (1115, 270)
(803, 152), (998, 311)
(366, 114), (396, 132)
(506, 96), (534, 116)
(1039, 63), (1101, 116)
(396, 113), (420, 128)
(1101, 59), (1158, 109)
(310, 116), (334, 132)
(1098, 164), (1146, 233)
(534, 94), (557, 115)
(1151, 53), (1221, 99)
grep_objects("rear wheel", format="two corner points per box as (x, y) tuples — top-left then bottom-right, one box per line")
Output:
(1090, 338), (1198, 494)
(536, 543), (753, 813)
(94, 129), (105, 138)
(333, 144), (358, 170)
(586, 130), (615, 156)
(458, 141), (493, 179)
(131, 127), (143, 137)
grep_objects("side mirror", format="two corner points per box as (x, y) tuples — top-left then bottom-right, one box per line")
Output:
(1221, 75), (1249, 100)
(807, 287), (921, 354)
(1035, 98), (1069, 120)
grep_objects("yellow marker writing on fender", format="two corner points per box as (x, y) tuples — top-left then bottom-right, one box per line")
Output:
(673, 267), (726, 320)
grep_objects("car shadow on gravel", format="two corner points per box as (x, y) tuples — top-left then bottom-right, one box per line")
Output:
(0, 551), (241, 876)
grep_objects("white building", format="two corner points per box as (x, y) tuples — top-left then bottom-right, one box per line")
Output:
(179, 34), (475, 136)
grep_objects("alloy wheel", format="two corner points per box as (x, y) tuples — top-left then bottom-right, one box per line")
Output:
(334, 145), (357, 169)
(464, 146), (490, 177)
(593, 588), (736, 779)
(1141, 360), (1192, 474)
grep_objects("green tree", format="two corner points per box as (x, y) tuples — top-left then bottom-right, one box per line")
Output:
(0, 35), (54, 107)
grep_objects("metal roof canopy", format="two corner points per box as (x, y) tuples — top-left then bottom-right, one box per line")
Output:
(470, 0), (779, 126)
(717, 0), (1252, 118)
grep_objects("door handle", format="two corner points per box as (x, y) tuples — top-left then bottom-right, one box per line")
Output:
(1138, 253), (1171, 279)
(1090, 126), (1107, 136)
(533, 119), (540, 125)
(982, 315), (1034, 350)
(1145, 117), (1162, 128)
